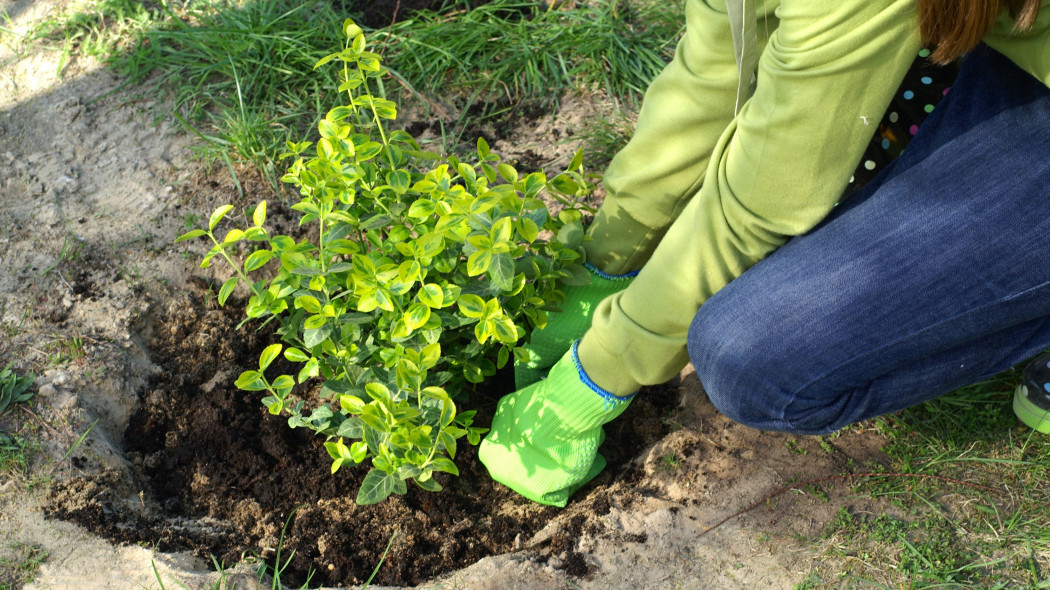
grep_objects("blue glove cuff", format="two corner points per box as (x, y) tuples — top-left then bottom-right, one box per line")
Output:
(570, 339), (637, 408)
(584, 261), (639, 281)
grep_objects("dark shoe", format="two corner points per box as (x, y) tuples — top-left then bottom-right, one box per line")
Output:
(1014, 351), (1050, 434)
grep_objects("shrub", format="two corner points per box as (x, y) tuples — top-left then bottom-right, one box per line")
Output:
(178, 19), (596, 504)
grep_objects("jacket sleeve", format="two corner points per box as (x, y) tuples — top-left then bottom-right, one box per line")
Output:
(584, 0), (924, 390)
(586, 0), (780, 274)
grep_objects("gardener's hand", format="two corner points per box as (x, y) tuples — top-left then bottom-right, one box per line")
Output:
(514, 263), (637, 389)
(480, 340), (635, 507)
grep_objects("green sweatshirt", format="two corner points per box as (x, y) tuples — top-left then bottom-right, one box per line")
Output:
(579, 0), (1050, 395)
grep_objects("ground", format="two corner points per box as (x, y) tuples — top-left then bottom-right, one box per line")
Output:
(0, 2), (935, 589)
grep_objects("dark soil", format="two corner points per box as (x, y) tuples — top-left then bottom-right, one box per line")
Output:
(44, 286), (679, 587)
(349, 0), (452, 28)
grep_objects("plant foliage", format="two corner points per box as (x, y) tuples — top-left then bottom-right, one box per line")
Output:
(178, 20), (597, 504)
(0, 364), (34, 417)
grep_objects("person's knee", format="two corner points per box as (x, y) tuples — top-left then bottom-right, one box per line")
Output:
(687, 300), (782, 428)
(687, 300), (845, 435)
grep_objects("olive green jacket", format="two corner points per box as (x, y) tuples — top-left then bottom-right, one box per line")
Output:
(579, 0), (1050, 394)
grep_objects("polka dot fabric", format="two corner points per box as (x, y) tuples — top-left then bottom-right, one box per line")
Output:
(845, 49), (960, 194)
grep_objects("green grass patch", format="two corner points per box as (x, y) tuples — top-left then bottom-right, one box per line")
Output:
(25, 0), (162, 76)
(0, 542), (48, 590)
(377, 0), (680, 108)
(802, 368), (1050, 589)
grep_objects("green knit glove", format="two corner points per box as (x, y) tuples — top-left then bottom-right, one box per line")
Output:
(514, 262), (637, 389)
(479, 340), (636, 507)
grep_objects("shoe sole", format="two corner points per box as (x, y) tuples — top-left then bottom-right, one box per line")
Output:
(1013, 383), (1050, 434)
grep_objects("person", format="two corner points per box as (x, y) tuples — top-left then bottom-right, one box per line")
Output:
(477, 0), (1050, 507)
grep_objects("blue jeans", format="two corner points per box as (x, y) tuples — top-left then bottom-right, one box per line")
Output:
(687, 46), (1050, 435)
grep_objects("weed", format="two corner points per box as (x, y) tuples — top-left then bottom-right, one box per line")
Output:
(0, 364), (33, 416)
(40, 234), (85, 277)
(816, 435), (836, 454)
(661, 452), (680, 472)
(43, 337), (85, 367)
(0, 431), (40, 482)
(578, 108), (637, 169)
(785, 438), (808, 455)
(183, 213), (200, 230)
(0, 542), (48, 589)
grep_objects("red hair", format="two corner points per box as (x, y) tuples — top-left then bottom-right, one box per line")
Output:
(918, 0), (1042, 63)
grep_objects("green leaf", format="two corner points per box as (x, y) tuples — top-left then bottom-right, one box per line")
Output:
(272, 375), (295, 391)
(404, 303), (431, 331)
(350, 441), (368, 463)
(208, 205), (234, 231)
(235, 370), (266, 391)
(387, 170), (411, 194)
(356, 141), (383, 161)
(313, 52), (340, 70)
(218, 277), (238, 306)
(415, 476), (442, 492)
(252, 200), (267, 226)
(474, 320), (493, 344)
(556, 220), (584, 248)
(304, 314), (327, 330)
(429, 457), (459, 476)
(466, 249), (492, 276)
(297, 358), (319, 384)
(284, 347), (310, 362)
(493, 316), (519, 344)
(222, 228), (245, 244)
(259, 344), (282, 371)
(488, 254), (514, 292)
(457, 294), (485, 318)
(467, 426), (487, 445)
(408, 199), (436, 218)
(365, 382), (391, 402)
(243, 249), (273, 272)
(304, 323), (333, 348)
(561, 263), (592, 286)
(515, 218), (539, 243)
(439, 430), (457, 460)
(296, 295), (322, 314)
(490, 216), (513, 244)
(340, 394), (366, 414)
(175, 229), (206, 242)
(497, 163), (518, 184)
(398, 260), (421, 283)
(418, 283), (444, 308)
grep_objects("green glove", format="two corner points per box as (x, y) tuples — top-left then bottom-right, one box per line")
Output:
(479, 340), (636, 507)
(515, 262), (638, 389)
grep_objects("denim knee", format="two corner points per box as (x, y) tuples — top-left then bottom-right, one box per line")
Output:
(687, 294), (844, 435)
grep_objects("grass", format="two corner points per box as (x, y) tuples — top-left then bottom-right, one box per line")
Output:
(14, 0), (676, 192)
(377, 0), (680, 108)
(800, 368), (1050, 589)
(26, 0), (161, 77)
(0, 542), (48, 590)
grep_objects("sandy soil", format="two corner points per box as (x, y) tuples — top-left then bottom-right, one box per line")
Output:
(0, 2), (901, 588)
